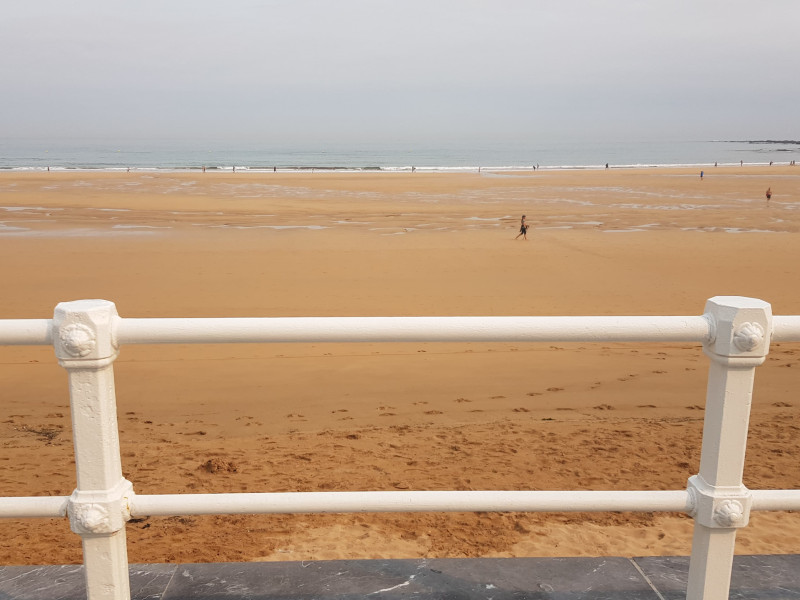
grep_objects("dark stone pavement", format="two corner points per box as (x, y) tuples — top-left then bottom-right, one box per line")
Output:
(2, 555), (800, 599)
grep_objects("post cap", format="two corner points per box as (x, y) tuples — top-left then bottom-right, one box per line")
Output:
(703, 296), (771, 359)
(53, 300), (119, 363)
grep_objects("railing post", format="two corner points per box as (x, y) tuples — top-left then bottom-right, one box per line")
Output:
(686, 296), (772, 600)
(53, 300), (133, 600)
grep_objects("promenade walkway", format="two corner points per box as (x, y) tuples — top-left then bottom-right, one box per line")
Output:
(3, 555), (800, 599)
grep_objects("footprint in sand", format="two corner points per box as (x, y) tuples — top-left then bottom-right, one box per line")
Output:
(490, 395), (505, 399)
(593, 404), (615, 410)
(526, 392), (542, 397)
(454, 398), (472, 403)
(424, 410), (444, 415)
(512, 407), (531, 413)
(686, 405), (704, 410)
(772, 402), (793, 407)
(546, 387), (564, 392)
(637, 404), (657, 408)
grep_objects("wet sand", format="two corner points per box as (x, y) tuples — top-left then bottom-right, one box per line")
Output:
(1, 166), (800, 564)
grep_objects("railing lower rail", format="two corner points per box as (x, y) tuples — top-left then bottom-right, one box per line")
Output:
(0, 296), (795, 600)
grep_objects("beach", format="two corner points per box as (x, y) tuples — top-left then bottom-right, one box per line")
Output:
(1, 166), (800, 565)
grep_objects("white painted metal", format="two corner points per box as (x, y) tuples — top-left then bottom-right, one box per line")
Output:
(130, 490), (691, 517)
(0, 311), (794, 347)
(115, 315), (712, 345)
(53, 301), (133, 600)
(0, 496), (68, 518)
(2, 296), (800, 600)
(751, 489), (800, 511)
(686, 297), (771, 600)
(5, 488), (800, 520)
(0, 319), (51, 345)
(772, 315), (800, 342)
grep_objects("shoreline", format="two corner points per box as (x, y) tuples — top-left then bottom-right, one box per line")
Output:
(2, 162), (797, 173)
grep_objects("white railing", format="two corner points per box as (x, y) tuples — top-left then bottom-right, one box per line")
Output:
(1, 296), (799, 600)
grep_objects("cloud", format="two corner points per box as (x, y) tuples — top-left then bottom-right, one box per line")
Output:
(2, 0), (798, 142)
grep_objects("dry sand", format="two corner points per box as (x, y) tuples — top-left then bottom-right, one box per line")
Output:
(1, 166), (799, 564)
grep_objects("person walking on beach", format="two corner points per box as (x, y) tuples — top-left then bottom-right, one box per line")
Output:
(515, 215), (529, 240)
(766, 187), (772, 202)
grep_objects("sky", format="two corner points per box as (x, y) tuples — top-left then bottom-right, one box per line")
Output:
(2, 0), (798, 145)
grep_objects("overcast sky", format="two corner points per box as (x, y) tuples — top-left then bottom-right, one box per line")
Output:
(2, 1), (798, 144)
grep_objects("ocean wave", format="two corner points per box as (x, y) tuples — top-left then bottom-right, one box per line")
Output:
(0, 161), (781, 174)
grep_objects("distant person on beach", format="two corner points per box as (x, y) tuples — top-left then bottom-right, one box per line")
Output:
(766, 187), (772, 201)
(605, 163), (609, 169)
(700, 170), (704, 180)
(514, 215), (529, 240)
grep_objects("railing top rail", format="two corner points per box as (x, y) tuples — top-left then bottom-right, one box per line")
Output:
(3, 313), (800, 347)
(115, 315), (713, 345)
(1, 314), (714, 346)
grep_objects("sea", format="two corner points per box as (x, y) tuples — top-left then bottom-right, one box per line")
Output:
(0, 138), (798, 172)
